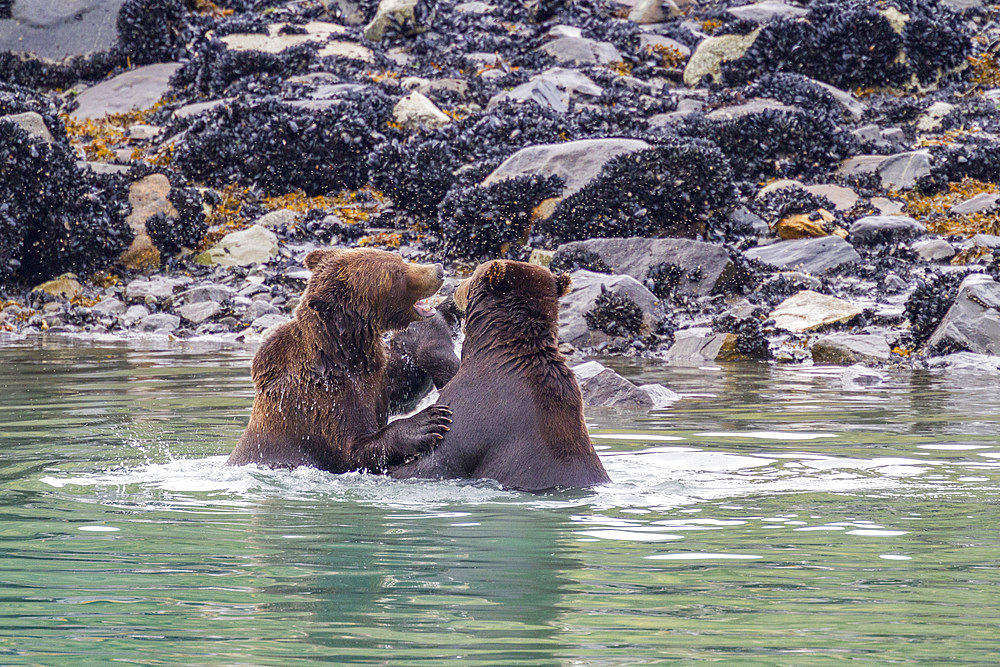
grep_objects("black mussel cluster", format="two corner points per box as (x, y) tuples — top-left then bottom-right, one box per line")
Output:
(585, 288), (644, 337)
(0, 121), (132, 283)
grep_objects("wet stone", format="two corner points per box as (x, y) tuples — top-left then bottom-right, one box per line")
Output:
(912, 239), (956, 263)
(138, 313), (181, 333)
(925, 274), (1000, 356)
(538, 36), (623, 66)
(877, 151), (932, 191)
(482, 138), (650, 200)
(553, 237), (735, 297)
(195, 226), (279, 268)
(663, 329), (740, 363)
(573, 361), (655, 408)
(176, 301), (221, 325)
(770, 290), (864, 333)
(811, 333), (892, 366)
(0, 112), (54, 144)
(744, 236), (861, 276)
(726, 0), (809, 23)
(559, 270), (661, 347)
(175, 284), (234, 305)
(683, 30), (760, 87)
(848, 216), (925, 247)
(125, 277), (190, 302)
(950, 193), (1000, 216)
(71, 64), (182, 120)
(0, 0), (125, 60)
(92, 297), (126, 316)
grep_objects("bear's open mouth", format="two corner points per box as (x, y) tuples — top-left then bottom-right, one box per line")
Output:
(413, 298), (436, 318)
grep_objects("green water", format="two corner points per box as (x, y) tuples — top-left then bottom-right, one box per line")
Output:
(1, 339), (999, 665)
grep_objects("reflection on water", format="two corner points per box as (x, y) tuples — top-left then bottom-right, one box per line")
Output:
(1, 339), (999, 663)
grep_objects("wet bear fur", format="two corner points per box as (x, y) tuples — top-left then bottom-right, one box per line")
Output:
(228, 248), (453, 472)
(384, 294), (462, 416)
(390, 260), (611, 491)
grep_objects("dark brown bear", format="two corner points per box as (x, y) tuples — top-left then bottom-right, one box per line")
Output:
(228, 248), (453, 472)
(390, 260), (611, 491)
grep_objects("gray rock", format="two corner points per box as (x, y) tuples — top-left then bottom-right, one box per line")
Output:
(841, 364), (886, 388)
(256, 209), (298, 229)
(246, 300), (280, 321)
(482, 138), (650, 199)
(539, 36), (622, 66)
(728, 206), (769, 236)
(559, 270), (661, 347)
(195, 225), (279, 267)
(0, 111), (54, 143)
(939, 0), (983, 10)
(393, 91), (451, 129)
(848, 215), (925, 246)
(138, 313), (181, 333)
(744, 236), (861, 275)
(534, 67), (603, 97)
(803, 184), (858, 212)
(176, 301), (221, 325)
(553, 237), (735, 297)
(637, 383), (681, 408)
(925, 273), (1000, 355)
(176, 284), (234, 305)
(877, 150), (932, 190)
(769, 290), (864, 333)
(706, 97), (798, 120)
(683, 30), (760, 87)
(71, 63), (182, 120)
(454, 1), (495, 11)
(852, 124), (882, 142)
(726, 0), (809, 23)
(91, 297), (126, 316)
(251, 313), (291, 331)
(950, 193), (1000, 215)
(926, 351), (1000, 374)
(912, 238), (956, 262)
(811, 333), (891, 365)
(172, 99), (233, 120)
(125, 276), (190, 302)
(124, 304), (150, 322)
(489, 79), (568, 113)
(573, 361), (654, 408)
(663, 329), (737, 363)
(871, 197), (905, 216)
(0, 0), (125, 60)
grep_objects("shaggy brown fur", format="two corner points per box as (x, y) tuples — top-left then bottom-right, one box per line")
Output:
(228, 248), (452, 472)
(391, 260), (610, 491)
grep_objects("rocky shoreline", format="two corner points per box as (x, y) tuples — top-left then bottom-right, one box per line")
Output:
(4, 0), (1000, 388)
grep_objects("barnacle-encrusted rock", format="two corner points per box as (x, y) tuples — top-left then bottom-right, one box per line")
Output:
(541, 137), (735, 241)
(559, 270), (661, 347)
(553, 237), (735, 297)
(925, 273), (1000, 356)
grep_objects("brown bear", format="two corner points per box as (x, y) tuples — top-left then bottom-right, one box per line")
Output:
(390, 259), (611, 491)
(228, 248), (453, 472)
(383, 294), (461, 415)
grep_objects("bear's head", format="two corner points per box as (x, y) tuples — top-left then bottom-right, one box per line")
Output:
(455, 259), (572, 340)
(302, 248), (444, 331)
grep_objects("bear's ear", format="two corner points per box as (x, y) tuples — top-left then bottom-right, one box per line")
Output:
(555, 272), (572, 297)
(481, 260), (508, 289)
(304, 248), (343, 271)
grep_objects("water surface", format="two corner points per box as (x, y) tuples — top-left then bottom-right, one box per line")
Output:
(2, 339), (999, 664)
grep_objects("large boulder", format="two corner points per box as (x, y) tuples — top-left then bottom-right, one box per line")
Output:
(538, 36), (623, 66)
(925, 273), (1000, 355)
(559, 270), (661, 347)
(0, 0), (125, 60)
(744, 236), (861, 275)
(553, 237), (735, 297)
(482, 138), (650, 200)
